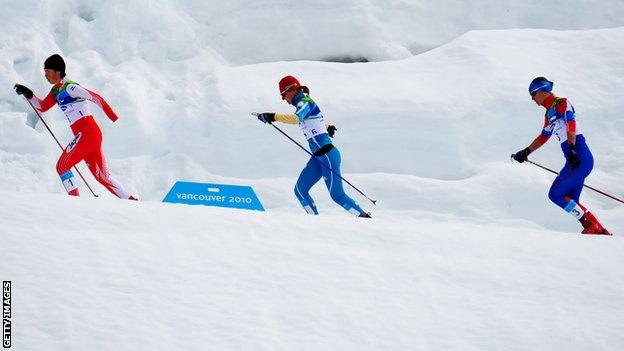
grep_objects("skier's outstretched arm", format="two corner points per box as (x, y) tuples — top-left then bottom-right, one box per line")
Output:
(528, 134), (549, 153)
(254, 112), (299, 124)
(274, 113), (299, 124)
(14, 84), (56, 112)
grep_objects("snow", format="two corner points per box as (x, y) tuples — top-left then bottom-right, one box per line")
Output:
(3, 191), (624, 350)
(1, 1), (624, 350)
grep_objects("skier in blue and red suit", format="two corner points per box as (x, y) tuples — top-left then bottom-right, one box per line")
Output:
(255, 75), (371, 218)
(512, 77), (610, 235)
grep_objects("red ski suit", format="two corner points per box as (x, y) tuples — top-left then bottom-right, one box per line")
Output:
(29, 78), (132, 199)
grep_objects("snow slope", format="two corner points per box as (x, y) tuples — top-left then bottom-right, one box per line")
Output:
(1, 1), (624, 350)
(2, 192), (624, 350)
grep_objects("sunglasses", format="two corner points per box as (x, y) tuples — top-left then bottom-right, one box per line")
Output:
(280, 84), (298, 98)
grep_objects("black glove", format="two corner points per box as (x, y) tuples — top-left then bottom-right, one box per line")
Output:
(14, 84), (33, 99)
(568, 143), (580, 169)
(327, 125), (337, 138)
(512, 147), (531, 163)
(257, 112), (275, 124)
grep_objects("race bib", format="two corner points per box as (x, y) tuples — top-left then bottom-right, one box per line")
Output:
(550, 118), (583, 143)
(61, 102), (91, 124)
(300, 117), (327, 140)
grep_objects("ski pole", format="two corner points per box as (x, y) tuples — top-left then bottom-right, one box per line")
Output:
(23, 97), (99, 197)
(523, 158), (624, 205)
(253, 113), (377, 205)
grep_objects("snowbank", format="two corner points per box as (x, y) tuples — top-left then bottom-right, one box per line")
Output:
(2, 191), (624, 350)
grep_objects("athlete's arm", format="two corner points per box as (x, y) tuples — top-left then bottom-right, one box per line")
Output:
(29, 91), (57, 112)
(556, 98), (577, 145)
(528, 135), (548, 152)
(66, 84), (119, 122)
(261, 97), (314, 125)
(274, 113), (299, 124)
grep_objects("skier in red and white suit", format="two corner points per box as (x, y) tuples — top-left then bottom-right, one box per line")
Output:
(14, 54), (137, 200)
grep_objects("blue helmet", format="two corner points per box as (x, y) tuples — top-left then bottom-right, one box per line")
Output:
(528, 77), (553, 96)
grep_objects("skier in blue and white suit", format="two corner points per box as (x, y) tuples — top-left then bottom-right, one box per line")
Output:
(255, 75), (371, 218)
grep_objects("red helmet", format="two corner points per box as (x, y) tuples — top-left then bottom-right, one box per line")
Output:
(278, 75), (309, 96)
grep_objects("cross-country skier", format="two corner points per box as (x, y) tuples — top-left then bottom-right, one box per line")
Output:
(512, 77), (609, 235)
(14, 54), (137, 200)
(255, 75), (371, 217)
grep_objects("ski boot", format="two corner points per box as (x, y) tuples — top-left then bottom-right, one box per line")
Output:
(579, 212), (612, 235)
(359, 212), (372, 218)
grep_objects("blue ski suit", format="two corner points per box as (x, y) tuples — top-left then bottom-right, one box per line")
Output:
(274, 91), (366, 216)
(539, 96), (594, 211)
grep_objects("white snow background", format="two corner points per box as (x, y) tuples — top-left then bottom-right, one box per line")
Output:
(1, 1), (624, 350)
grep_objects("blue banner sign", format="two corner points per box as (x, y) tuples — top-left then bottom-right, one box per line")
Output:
(163, 181), (265, 211)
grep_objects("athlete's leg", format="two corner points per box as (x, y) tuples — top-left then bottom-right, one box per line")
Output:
(567, 147), (593, 199)
(565, 183), (585, 209)
(84, 148), (133, 199)
(548, 141), (608, 233)
(550, 149), (595, 222)
(56, 132), (93, 196)
(561, 154), (607, 233)
(318, 148), (366, 216)
(294, 157), (322, 214)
